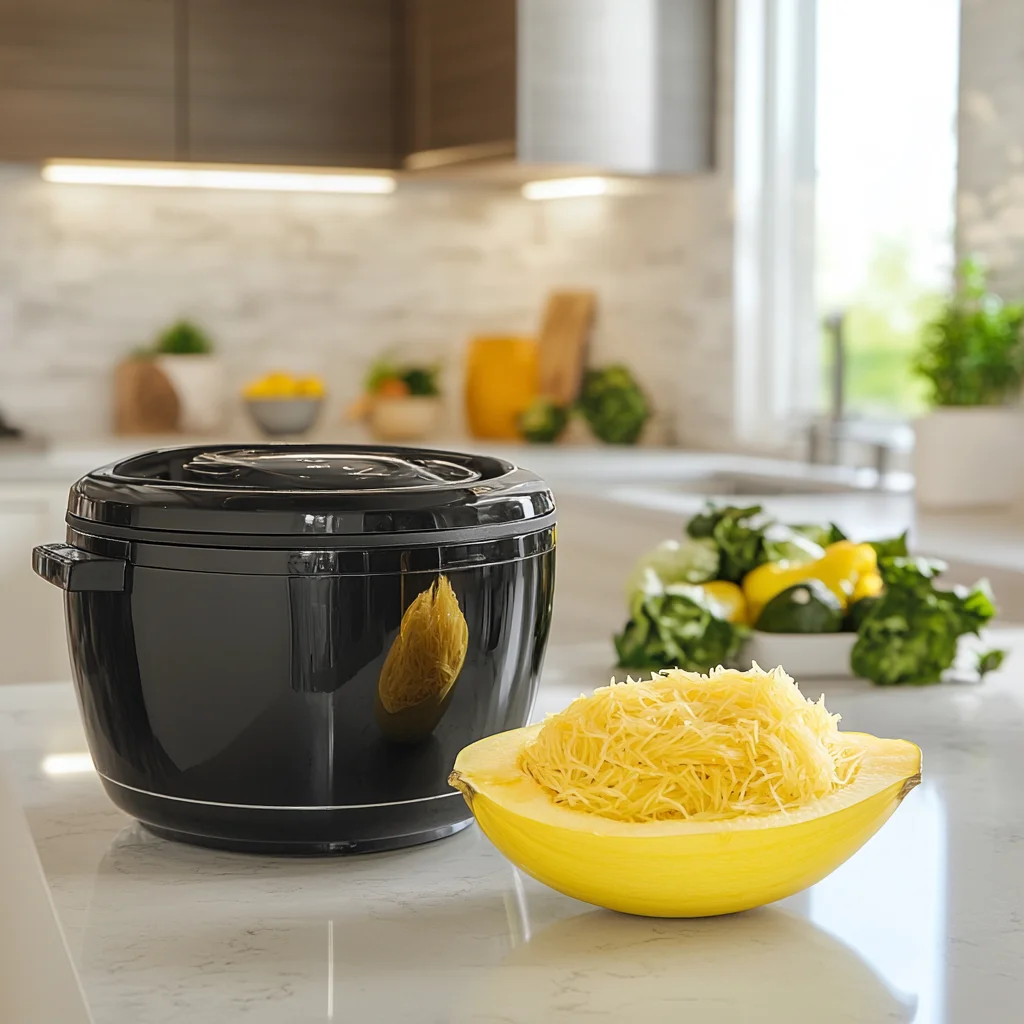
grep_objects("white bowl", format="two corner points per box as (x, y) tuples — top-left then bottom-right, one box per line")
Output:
(739, 631), (857, 680)
(369, 396), (440, 441)
(245, 398), (322, 437)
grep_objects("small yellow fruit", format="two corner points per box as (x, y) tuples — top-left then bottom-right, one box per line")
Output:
(242, 370), (326, 401)
(295, 375), (326, 398)
(852, 570), (884, 602)
(699, 579), (747, 624)
(450, 724), (920, 918)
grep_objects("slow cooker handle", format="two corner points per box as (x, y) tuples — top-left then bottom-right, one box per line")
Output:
(32, 543), (126, 593)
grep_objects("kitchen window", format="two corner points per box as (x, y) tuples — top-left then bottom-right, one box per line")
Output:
(734, 0), (961, 452)
(816, 0), (961, 421)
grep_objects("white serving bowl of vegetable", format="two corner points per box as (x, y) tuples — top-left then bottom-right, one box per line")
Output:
(741, 631), (858, 679)
(615, 505), (1001, 685)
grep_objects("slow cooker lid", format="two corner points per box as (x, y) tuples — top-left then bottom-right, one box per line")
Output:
(179, 449), (482, 490)
(68, 444), (555, 542)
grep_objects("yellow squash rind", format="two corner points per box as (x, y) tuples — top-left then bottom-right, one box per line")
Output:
(451, 724), (920, 918)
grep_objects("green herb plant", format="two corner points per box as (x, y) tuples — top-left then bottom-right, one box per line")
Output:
(850, 556), (996, 684)
(867, 531), (909, 559)
(153, 320), (214, 356)
(976, 648), (1007, 678)
(365, 358), (441, 396)
(913, 256), (1024, 407)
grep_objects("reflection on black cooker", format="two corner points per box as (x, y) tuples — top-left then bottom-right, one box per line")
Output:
(375, 575), (470, 743)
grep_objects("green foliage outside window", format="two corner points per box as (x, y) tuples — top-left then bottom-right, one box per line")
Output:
(821, 242), (935, 418)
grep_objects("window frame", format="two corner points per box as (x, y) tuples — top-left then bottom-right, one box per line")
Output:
(733, 0), (818, 449)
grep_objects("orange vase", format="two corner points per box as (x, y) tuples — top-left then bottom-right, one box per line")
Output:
(464, 336), (539, 440)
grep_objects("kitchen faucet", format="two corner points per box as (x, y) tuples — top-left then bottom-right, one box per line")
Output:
(806, 311), (903, 480)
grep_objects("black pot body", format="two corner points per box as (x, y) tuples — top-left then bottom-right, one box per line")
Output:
(59, 530), (555, 854)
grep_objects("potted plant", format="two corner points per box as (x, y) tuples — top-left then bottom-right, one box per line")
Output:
(912, 257), (1024, 508)
(150, 321), (223, 434)
(350, 359), (442, 441)
(114, 320), (223, 435)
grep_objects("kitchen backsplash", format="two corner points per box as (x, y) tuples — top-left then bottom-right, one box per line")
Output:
(957, 0), (1024, 296)
(0, 164), (733, 447)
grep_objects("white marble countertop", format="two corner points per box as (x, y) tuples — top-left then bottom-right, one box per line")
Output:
(4, 457), (1024, 1021)
(2, 627), (1024, 1023)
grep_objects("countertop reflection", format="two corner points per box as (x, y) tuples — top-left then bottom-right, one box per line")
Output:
(3, 631), (1024, 1022)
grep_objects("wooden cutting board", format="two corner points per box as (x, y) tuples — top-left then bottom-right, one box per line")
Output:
(536, 290), (596, 405)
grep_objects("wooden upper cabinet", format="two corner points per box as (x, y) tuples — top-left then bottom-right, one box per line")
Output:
(0, 0), (524, 170)
(186, 0), (398, 167)
(403, 0), (516, 165)
(0, 0), (176, 161)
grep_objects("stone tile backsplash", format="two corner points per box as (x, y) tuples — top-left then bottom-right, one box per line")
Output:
(0, 164), (733, 446)
(957, 0), (1024, 297)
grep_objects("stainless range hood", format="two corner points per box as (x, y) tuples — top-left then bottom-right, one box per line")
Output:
(404, 0), (716, 180)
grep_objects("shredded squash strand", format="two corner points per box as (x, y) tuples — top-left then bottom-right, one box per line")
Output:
(519, 665), (863, 822)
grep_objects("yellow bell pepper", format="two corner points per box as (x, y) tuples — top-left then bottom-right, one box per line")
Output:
(742, 540), (878, 620)
(852, 570), (883, 603)
(699, 580), (748, 625)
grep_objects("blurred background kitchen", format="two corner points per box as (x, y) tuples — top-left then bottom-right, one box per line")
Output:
(2, 0), (1024, 682)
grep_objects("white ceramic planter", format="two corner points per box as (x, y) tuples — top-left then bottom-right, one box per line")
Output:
(154, 355), (224, 434)
(914, 406), (1024, 510)
(369, 396), (440, 441)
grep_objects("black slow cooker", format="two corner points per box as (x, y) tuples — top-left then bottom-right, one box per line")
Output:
(32, 445), (556, 854)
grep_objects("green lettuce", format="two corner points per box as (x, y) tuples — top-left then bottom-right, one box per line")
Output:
(685, 504), (771, 583)
(624, 538), (720, 601)
(867, 531), (909, 559)
(790, 522), (847, 547)
(614, 580), (749, 673)
(763, 524), (826, 565)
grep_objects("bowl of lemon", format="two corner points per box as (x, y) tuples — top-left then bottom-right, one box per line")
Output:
(243, 372), (326, 437)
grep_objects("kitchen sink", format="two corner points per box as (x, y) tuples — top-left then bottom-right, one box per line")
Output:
(575, 462), (914, 540)
(664, 471), (869, 497)
(457, 446), (914, 531)
(601, 466), (914, 504)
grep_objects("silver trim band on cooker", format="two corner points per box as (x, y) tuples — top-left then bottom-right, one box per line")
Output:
(98, 772), (461, 811)
(66, 508), (558, 551)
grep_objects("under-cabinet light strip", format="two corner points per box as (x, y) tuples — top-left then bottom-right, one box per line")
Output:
(521, 176), (609, 200)
(42, 160), (396, 195)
